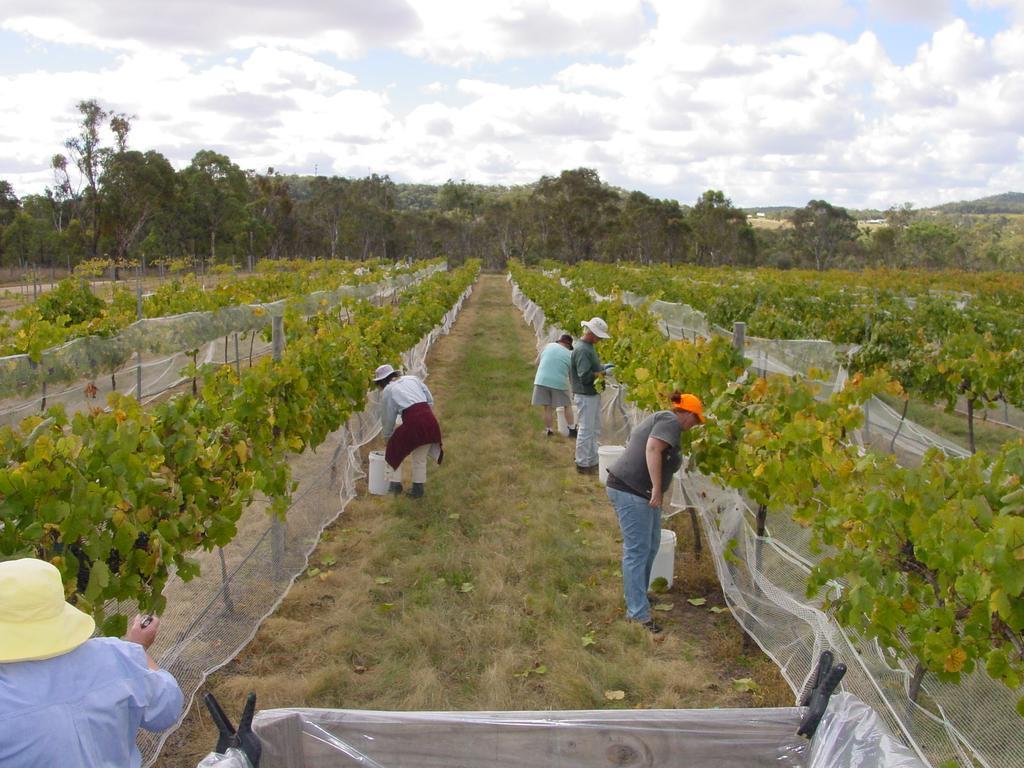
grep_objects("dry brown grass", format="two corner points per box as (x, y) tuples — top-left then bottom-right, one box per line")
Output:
(747, 217), (791, 230)
(156, 274), (790, 767)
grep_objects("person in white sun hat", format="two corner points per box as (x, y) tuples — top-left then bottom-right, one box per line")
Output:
(570, 316), (613, 474)
(0, 557), (183, 767)
(373, 363), (444, 498)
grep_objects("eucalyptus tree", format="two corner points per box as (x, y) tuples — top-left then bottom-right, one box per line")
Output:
(689, 189), (756, 266)
(59, 100), (133, 257)
(99, 150), (176, 262)
(179, 150), (249, 266)
(531, 168), (620, 263)
(789, 199), (861, 271)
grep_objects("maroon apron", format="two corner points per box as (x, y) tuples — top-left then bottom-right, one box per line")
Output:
(385, 402), (443, 470)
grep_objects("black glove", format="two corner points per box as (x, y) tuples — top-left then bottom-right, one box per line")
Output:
(205, 692), (262, 767)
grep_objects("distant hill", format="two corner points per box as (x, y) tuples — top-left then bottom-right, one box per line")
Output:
(934, 192), (1024, 214)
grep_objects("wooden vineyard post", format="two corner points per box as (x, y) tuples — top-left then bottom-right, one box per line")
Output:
(272, 316), (284, 361)
(218, 547), (235, 614)
(743, 503), (770, 653)
(271, 316), (286, 578)
(688, 507), (702, 557)
(967, 397), (977, 454)
(135, 265), (143, 403)
(733, 322), (746, 371)
(863, 398), (872, 443)
(234, 333), (241, 377)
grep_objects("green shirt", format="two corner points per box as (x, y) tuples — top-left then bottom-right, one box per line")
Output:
(570, 340), (602, 396)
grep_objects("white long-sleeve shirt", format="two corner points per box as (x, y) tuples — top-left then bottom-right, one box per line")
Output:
(380, 375), (434, 440)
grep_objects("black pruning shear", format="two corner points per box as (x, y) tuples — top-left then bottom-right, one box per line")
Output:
(204, 692), (262, 767)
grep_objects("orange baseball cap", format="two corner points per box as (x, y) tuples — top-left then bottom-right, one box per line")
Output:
(671, 393), (705, 423)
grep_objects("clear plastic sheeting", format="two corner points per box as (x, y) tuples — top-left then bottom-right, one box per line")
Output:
(198, 748), (254, 768)
(134, 281), (475, 767)
(509, 275), (1024, 768)
(195, 694), (924, 768)
(809, 694), (929, 768)
(0, 265), (442, 426)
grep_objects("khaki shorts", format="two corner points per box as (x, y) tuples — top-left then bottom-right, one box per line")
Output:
(532, 385), (572, 407)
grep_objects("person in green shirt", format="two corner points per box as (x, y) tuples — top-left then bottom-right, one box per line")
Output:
(570, 317), (612, 474)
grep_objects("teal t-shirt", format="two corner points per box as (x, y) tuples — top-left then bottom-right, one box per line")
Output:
(534, 342), (572, 391)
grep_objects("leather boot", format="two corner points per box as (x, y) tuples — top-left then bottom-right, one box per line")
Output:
(407, 482), (425, 498)
(388, 481), (403, 494)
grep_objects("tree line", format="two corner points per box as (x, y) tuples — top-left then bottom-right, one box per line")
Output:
(1, 99), (1022, 274)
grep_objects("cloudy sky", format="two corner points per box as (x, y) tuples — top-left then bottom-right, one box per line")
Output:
(1, 0), (1022, 209)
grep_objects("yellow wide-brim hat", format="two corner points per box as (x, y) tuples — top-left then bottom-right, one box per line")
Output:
(0, 558), (95, 662)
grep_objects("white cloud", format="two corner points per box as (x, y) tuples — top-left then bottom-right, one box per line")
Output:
(398, 0), (647, 65)
(969, 0), (1024, 23)
(644, 0), (858, 44)
(1, 2), (1022, 208)
(0, 0), (419, 54)
(867, 0), (952, 24)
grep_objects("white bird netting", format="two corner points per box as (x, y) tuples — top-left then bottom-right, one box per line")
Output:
(511, 276), (1024, 768)
(0, 265), (444, 426)
(130, 278), (474, 766)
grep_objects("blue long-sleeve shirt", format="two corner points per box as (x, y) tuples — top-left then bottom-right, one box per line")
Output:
(0, 637), (183, 768)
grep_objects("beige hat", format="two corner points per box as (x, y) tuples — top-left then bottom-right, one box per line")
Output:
(372, 363), (398, 382)
(581, 317), (610, 339)
(0, 558), (95, 662)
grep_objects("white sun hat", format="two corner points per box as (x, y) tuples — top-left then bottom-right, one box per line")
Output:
(373, 363), (398, 382)
(580, 317), (611, 339)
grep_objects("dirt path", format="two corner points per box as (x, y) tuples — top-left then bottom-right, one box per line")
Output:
(157, 273), (789, 767)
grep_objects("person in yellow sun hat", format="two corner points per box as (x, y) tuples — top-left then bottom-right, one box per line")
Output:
(0, 558), (183, 767)
(605, 392), (704, 634)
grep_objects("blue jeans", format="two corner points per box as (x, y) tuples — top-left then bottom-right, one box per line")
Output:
(574, 393), (601, 468)
(607, 486), (662, 621)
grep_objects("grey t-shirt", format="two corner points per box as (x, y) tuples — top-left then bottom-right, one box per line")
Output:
(606, 411), (683, 499)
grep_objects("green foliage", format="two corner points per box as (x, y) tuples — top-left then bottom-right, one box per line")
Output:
(33, 278), (104, 325)
(0, 261), (480, 630)
(514, 261), (1024, 717)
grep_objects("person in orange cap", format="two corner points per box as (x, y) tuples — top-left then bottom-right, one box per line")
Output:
(0, 558), (183, 767)
(605, 392), (704, 633)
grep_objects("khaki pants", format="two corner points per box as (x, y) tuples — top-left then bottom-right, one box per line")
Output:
(386, 444), (430, 484)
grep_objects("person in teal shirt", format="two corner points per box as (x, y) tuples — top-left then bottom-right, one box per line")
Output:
(532, 333), (577, 437)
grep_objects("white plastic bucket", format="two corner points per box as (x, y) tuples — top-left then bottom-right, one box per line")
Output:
(649, 529), (677, 588)
(368, 450), (390, 495)
(556, 405), (577, 436)
(598, 444), (625, 485)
